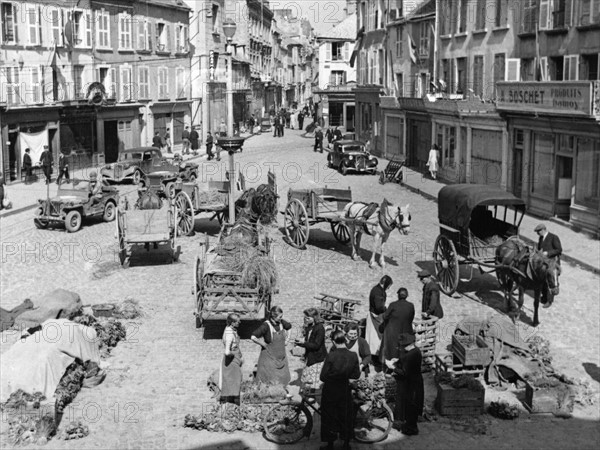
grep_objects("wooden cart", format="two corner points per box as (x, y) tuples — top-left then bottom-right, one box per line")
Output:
(116, 194), (179, 267)
(434, 184), (526, 295)
(283, 187), (353, 248)
(315, 293), (362, 334)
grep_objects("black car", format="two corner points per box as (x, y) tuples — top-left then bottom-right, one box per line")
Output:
(327, 140), (378, 176)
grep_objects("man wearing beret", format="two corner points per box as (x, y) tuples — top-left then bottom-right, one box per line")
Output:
(418, 270), (444, 320)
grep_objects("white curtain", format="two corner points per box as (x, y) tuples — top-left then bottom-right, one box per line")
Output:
(19, 129), (49, 164)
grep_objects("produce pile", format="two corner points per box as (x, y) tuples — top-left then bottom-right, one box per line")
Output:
(488, 401), (520, 420)
(72, 314), (127, 358)
(527, 336), (553, 366)
(2, 390), (46, 411)
(184, 403), (270, 433)
(114, 298), (144, 320)
(240, 381), (287, 403)
(435, 373), (484, 391)
(351, 373), (389, 405)
(57, 421), (90, 440)
(6, 414), (56, 446)
(196, 189), (227, 205)
(55, 360), (87, 414)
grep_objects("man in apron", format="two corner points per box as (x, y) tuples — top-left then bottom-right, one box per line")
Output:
(251, 306), (291, 385)
(365, 275), (393, 370)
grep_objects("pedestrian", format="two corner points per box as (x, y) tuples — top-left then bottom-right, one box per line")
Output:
(214, 139), (222, 162)
(344, 323), (371, 376)
(39, 145), (53, 184)
(206, 131), (214, 160)
(251, 306), (292, 386)
(87, 171), (103, 206)
(219, 313), (243, 405)
(285, 110), (291, 128)
(56, 152), (70, 185)
(182, 125), (191, 155)
(333, 126), (343, 141)
(365, 275), (393, 369)
(164, 128), (172, 153)
(298, 111), (305, 130)
(22, 148), (33, 184)
(152, 131), (162, 149)
(0, 172), (12, 211)
(535, 223), (562, 306)
(219, 119), (227, 137)
(319, 329), (360, 450)
(418, 270), (444, 320)
(295, 308), (327, 367)
(326, 127), (333, 145)
(273, 115), (280, 137)
(386, 333), (424, 435)
(190, 126), (200, 155)
(426, 144), (439, 179)
(278, 113), (285, 137)
(314, 126), (324, 153)
(380, 287), (415, 361)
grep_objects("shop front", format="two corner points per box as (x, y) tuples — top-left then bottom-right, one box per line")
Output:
(497, 81), (600, 234)
(151, 101), (192, 151)
(354, 86), (383, 156)
(314, 84), (356, 131)
(0, 106), (60, 183)
(380, 96), (404, 161)
(398, 98), (431, 168)
(96, 104), (142, 164)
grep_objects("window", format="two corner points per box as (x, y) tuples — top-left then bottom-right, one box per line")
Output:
(581, 54), (599, 80)
(495, 0), (508, 27)
(580, 0), (600, 25)
(437, 124), (457, 167)
(119, 12), (133, 50)
(331, 42), (345, 60)
(98, 66), (111, 93)
(575, 138), (600, 208)
(28, 66), (42, 103)
(138, 67), (149, 98)
(521, 58), (536, 81)
(50, 7), (63, 46)
(158, 68), (168, 98)
(73, 65), (84, 99)
(329, 70), (346, 86)
(419, 22), (430, 56)
(532, 133), (554, 198)
(551, 0), (570, 28)
(549, 56), (564, 80)
(156, 22), (170, 52)
(175, 25), (188, 53)
(97, 9), (110, 48)
(1, 3), (17, 44)
(396, 27), (403, 58)
(212, 4), (219, 33)
(522, 0), (539, 33)
(5, 66), (20, 104)
(176, 67), (186, 98)
(473, 56), (484, 97)
(137, 19), (151, 51)
(459, 0), (467, 33)
(71, 11), (92, 47)
(506, 58), (521, 81)
(26, 4), (41, 45)
(475, 0), (487, 30)
(456, 57), (467, 94)
(442, 58), (454, 92)
(564, 55), (579, 80)
(493, 53), (506, 86)
(396, 73), (404, 96)
(120, 67), (132, 101)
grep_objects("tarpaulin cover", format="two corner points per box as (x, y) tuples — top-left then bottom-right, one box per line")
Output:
(19, 129), (49, 165)
(438, 184), (526, 231)
(1, 319), (101, 403)
(13, 289), (82, 329)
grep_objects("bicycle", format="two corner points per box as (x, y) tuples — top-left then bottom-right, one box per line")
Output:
(262, 385), (393, 445)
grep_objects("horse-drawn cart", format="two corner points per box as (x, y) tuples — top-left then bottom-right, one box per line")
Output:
(116, 192), (180, 267)
(433, 184), (526, 295)
(283, 187), (353, 248)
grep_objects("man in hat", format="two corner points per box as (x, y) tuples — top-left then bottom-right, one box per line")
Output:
(418, 270), (443, 320)
(314, 126), (324, 153)
(39, 145), (53, 184)
(23, 148), (33, 184)
(56, 152), (70, 185)
(88, 171), (103, 206)
(380, 287), (414, 362)
(386, 333), (424, 435)
(534, 223), (562, 265)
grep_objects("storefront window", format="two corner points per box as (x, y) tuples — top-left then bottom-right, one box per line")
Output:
(436, 124), (456, 167)
(575, 138), (600, 209)
(532, 133), (554, 198)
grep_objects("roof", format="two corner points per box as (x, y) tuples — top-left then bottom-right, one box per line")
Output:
(317, 13), (357, 40)
(145, 0), (191, 11)
(438, 184), (526, 230)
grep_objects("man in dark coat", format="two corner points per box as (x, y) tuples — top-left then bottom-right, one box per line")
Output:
(152, 131), (163, 149)
(273, 115), (280, 137)
(56, 152), (70, 185)
(298, 111), (304, 130)
(320, 330), (360, 450)
(366, 275), (393, 368)
(418, 270), (443, 319)
(206, 132), (214, 160)
(189, 127), (200, 154)
(314, 127), (324, 153)
(22, 148), (33, 184)
(380, 288), (414, 361)
(386, 333), (424, 435)
(39, 145), (53, 184)
(535, 223), (562, 307)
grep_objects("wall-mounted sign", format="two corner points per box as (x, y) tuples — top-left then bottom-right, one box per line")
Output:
(496, 81), (592, 116)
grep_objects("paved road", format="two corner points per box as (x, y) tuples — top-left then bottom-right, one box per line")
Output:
(1, 130), (599, 449)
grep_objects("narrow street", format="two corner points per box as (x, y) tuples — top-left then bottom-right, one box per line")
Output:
(1, 129), (599, 449)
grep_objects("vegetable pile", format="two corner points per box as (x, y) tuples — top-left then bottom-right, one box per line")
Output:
(2, 390), (46, 411)
(184, 403), (270, 433)
(488, 401), (520, 420)
(435, 373), (484, 391)
(55, 360), (86, 414)
(241, 381), (287, 403)
(351, 373), (391, 404)
(58, 421), (90, 440)
(527, 336), (553, 366)
(6, 414), (56, 446)
(72, 314), (126, 358)
(114, 298), (144, 320)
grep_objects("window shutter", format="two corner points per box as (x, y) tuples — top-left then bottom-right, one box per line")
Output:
(166, 24), (171, 52)
(175, 24), (181, 51)
(155, 23), (160, 50)
(564, 55), (579, 80)
(565, 0), (572, 26)
(539, 0), (550, 29)
(506, 59), (521, 81)
(85, 12), (92, 46)
(540, 56), (548, 81)
(325, 43), (331, 60)
(138, 19), (145, 49)
(344, 42), (350, 60)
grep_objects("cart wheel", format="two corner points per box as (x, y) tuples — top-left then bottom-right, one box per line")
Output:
(117, 213), (129, 267)
(284, 199), (309, 248)
(34, 207), (49, 229)
(65, 210), (82, 233)
(331, 221), (351, 244)
(263, 401), (313, 444)
(354, 400), (394, 443)
(175, 191), (195, 236)
(433, 235), (459, 295)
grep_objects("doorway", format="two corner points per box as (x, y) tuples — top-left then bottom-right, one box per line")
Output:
(104, 121), (119, 163)
(8, 132), (18, 182)
(512, 148), (523, 198)
(345, 104), (355, 131)
(555, 155), (573, 219)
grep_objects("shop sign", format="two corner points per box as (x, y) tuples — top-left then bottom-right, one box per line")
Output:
(496, 81), (592, 115)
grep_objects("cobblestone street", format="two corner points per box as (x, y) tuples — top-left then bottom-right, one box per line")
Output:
(1, 129), (599, 449)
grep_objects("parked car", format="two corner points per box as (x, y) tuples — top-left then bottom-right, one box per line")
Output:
(100, 147), (162, 186)
(260, 117), (272, 132)
(327, 140), (378, 176)
(34, 180), (119, 232)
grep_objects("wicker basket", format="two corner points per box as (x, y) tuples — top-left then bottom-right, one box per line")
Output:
(92, 303), (115, 318)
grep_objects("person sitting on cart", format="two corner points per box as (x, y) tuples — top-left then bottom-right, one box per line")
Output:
(344, 323), (371, 376)
(418, 270), (444, 320)
(319, 329), (361, 450)
(251, 306), (292, 386)
(88, 171), (103, 206)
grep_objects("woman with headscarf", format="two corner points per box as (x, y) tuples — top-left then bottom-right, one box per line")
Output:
(251, 306), (291, 386)
(296, 308), (328, 389)
(219, 313), (243, 405)
(380, 287), (415, 362)
(365, 275), (393, 366)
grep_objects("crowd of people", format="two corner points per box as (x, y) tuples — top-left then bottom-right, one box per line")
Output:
(214, 270), (446, 449)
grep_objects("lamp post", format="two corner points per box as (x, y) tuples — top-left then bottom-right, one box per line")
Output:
(223, 18), (237, 137)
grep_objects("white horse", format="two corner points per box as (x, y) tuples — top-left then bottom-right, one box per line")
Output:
(343, 199), (411, 268)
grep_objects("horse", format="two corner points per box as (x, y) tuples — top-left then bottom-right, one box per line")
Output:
(495, 237), (560, 327)
(343, 199), (411, 268)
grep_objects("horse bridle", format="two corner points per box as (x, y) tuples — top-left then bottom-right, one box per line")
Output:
(395, 208), (411, 231)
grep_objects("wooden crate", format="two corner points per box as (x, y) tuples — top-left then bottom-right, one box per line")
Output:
(451, 335), (491, 366)
(524, 382), (561, 414)
(435, 353), (485, 378)
(435, 382), (485, 416)
(415, 317), (438, 372)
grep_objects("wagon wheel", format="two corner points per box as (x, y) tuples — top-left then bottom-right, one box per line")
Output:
(175, 191), (195, 236)
(194, 253), (205, 328)
(433, 235), (459, 295)
(284, 199), (310, 248)
(331, 220), (351, 244)
(117, 213), (129, 267)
